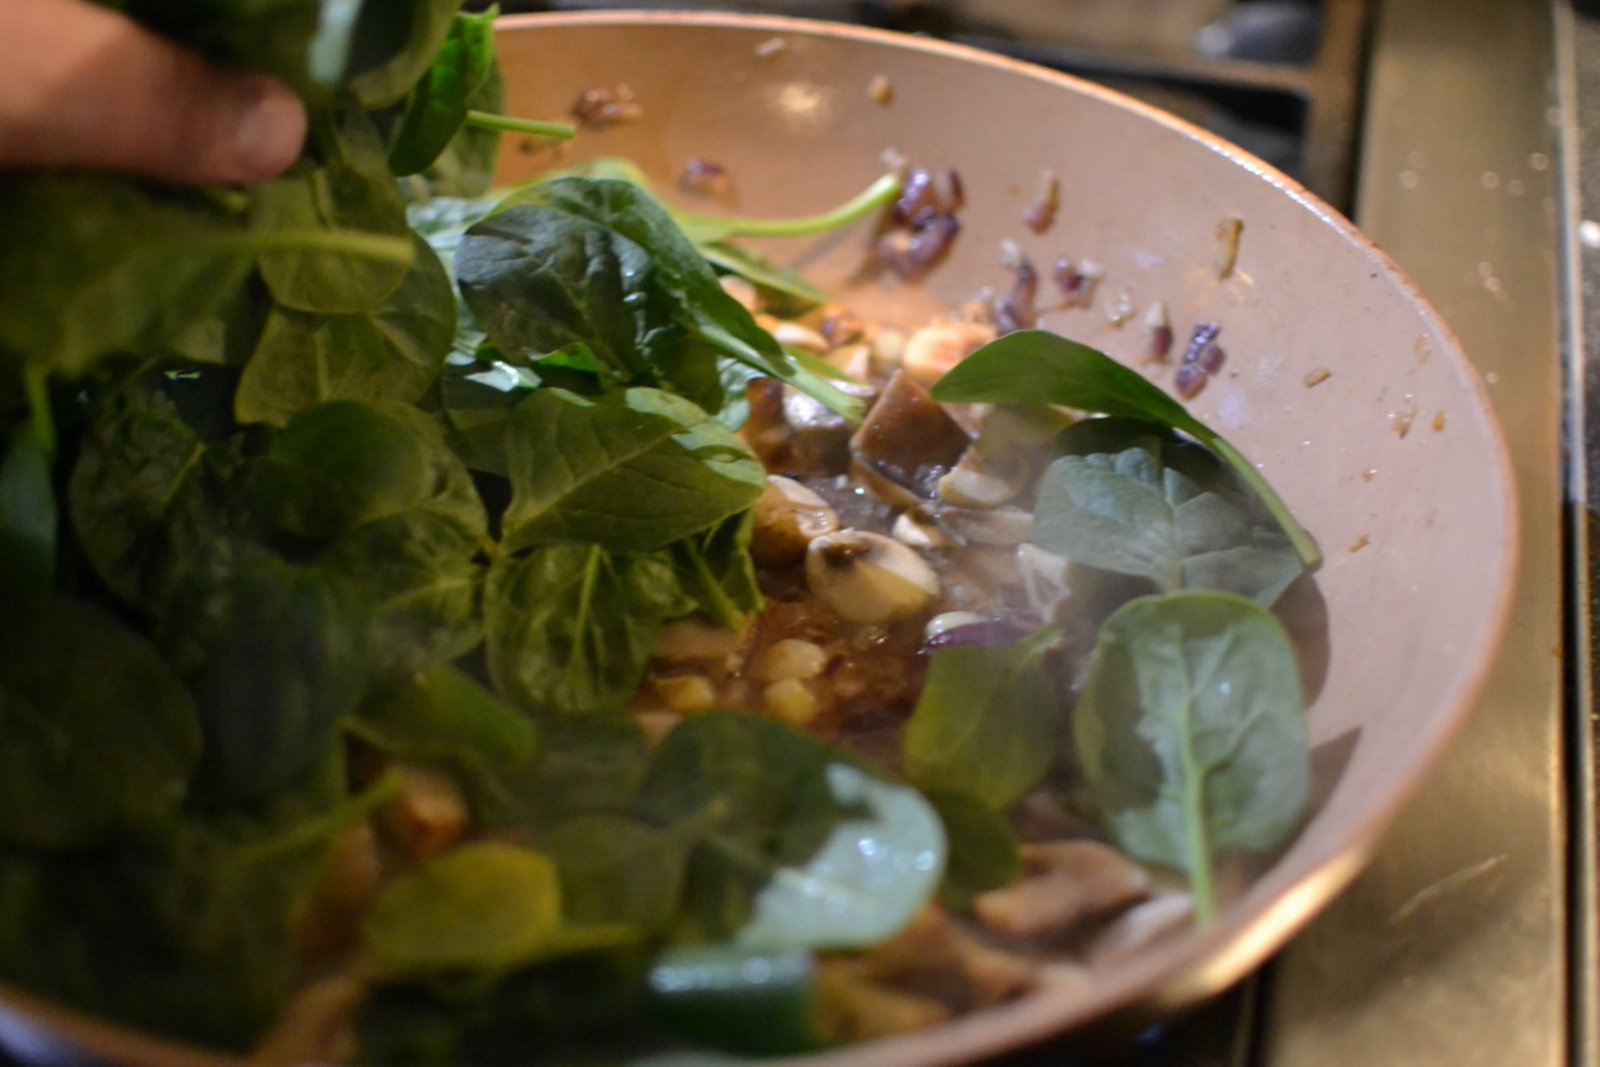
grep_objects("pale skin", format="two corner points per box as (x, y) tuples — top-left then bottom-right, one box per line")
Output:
(0, 0), (307, 184)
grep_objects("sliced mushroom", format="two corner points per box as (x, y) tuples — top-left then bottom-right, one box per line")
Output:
(972, 840), (1152, 939)
(1015, 542), (1072, 622)
(770, 320), (830, 353)
(891, 509), (955, 550)
(900, 318), (996, 384)
(825, 906), (1039, 1017)
(850, 371), (971, 502)
(933, 505), (1034, 546)
(742, 378), (877, 477)
(751, 475), (841, 566)
(936, 445), (1033, 509)
(380, 764), (470, 865)
(806, 529), (940, 623)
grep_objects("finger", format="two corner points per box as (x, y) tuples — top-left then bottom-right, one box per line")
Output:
(0, 0), (308, 184)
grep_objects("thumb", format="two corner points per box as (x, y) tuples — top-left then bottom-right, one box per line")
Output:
(0, 0), (308, 184)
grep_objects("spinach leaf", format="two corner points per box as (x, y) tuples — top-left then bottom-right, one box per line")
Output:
(353, 664), (538, 776)
(480, 714), (650, 827)
(412, 53), (506, 199)
(0, 418), (55, 605)
(236, 232), (456, 426)
(736, 761), (944, 951)
(256, 400), (432, 541)
(925, 789), (1022, 912)
(387, 6), (499, 177)
(636, 713), (943, 949)
(0, 845), (287, 1049)
(346, 0), (466, 110)
(903, 627), (1064, 810)
(458, 204), (688, 388)
(648, 944), (824, 1057)
(67, 379), (244, 608)
(1074, 590), (1310, 924)
(484, 544), (692, 718)
(365, 841), (590, 979)
(249, 110), (414, 315)
(930, 329), (1319, 566)
(500, 387), (765, 554)
(0, 598), (201, 850)
(126, 768), (397, 1042)
(357, 947), (659, 1065)
(513, 178), (869, 422)
(668, 511), (763, 629)
(318, 510), (485, 678)
(365, 842), (558, 975)
(158, 552), (366, 807)
(0, 174), (257, 377)
(535, 814), (692, 934)
(1033, 418), (1304, 606)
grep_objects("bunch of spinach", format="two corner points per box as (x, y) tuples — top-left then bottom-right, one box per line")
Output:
(0, 3), (945, 1056)
(923, 330), (1313, 926)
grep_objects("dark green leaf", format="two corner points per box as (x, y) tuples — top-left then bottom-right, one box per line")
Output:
(668, 510), (762, 628)
(931, 329), (1319, 566)
(903, 627), (1064, 810)
(1074, 590), (1309, 923)
(387, 7), (499, 176)
(346, 0), (466, 109)
(158, 553), (366, 806)
(354, 664), (538, 775)
(318, 510), (485, 677)
(484, 544), (692, 718)
(519, 178), (868, 422)
(1032, 418), (1304, 605)
(648, 944), (824, 1056)
(926, 789), (1021, 912)
(536, 814), (691, 934)
(500, 387), (764, 553)
(68, 380), (254, 609)
(458, 204), (688, 387)
(0, 174), (254, 377)
(0, 421), (56, 605)
(256, 401), (433, 541)
(249, 111), (413, 314)
(0, 598), (200, 849)
(413, 57), (505, 198)
(236, 232), (456, 426)
(479, 714), (650, 827)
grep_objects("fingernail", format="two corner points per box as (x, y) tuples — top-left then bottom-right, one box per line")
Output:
(230, 75), (308, 181)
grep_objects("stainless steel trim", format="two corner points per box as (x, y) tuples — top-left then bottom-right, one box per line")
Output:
(1260, 1), (1568, 1064)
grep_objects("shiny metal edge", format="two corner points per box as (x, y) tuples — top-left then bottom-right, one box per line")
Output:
(1260, 0), (1568, 1064)
(1560, 1), (1596, 1063)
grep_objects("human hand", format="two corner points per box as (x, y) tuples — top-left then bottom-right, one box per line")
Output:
(0, 0), (307, 184)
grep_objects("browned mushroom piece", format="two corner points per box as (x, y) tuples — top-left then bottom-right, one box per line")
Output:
(742, 378), (878, 477)
(378, 764), (470, 866)
(817, 906), (1041, 1042)
(750, 475), (842, 565)
(972, 840), (1152, 939)
(850, 371), (972, 502)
